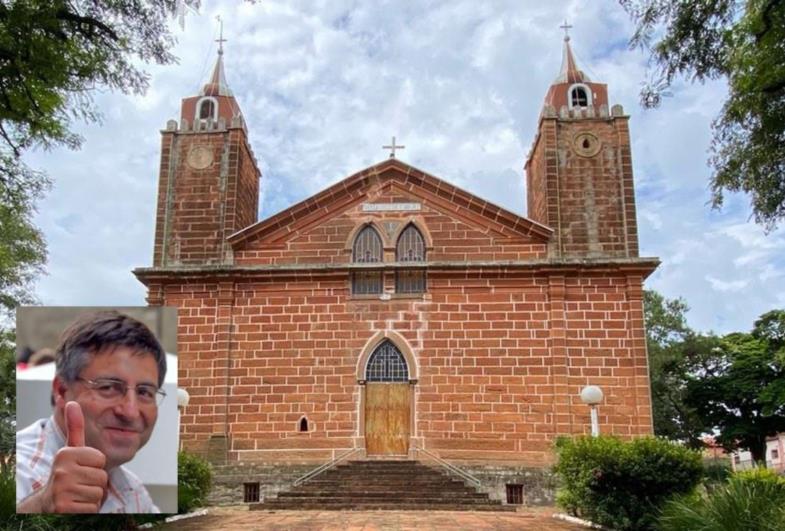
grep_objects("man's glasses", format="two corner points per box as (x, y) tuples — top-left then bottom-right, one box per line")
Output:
(77, 377), (166, 407)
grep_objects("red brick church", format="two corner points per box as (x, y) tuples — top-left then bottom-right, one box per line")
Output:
(135, 32), (658, 505)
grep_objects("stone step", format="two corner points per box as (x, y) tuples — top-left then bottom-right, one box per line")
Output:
(299, 478), (469, 486)
(254, 501), (517, 512)
(278, 491), (489, 500)
(275, 494), (495, 503)
(250, 459), (509, 512)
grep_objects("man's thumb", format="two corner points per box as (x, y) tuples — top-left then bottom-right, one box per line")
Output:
(65, 401), (85, 447)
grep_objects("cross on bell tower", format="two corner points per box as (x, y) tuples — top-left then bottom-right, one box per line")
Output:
(559, 20), (573, 41)
(216, 15), (227, 55)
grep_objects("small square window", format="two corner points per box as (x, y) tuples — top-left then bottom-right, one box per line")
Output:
(772, 449), (779, 460)
(506, 484), (523, 505)
(244, 482), (260, 503)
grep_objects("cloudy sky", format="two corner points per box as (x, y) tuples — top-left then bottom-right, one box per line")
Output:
(24, 0), (784, 335)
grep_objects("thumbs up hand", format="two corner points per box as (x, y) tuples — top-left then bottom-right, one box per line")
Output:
(41, 401), (108, 513)
(66, 400), (87, 447)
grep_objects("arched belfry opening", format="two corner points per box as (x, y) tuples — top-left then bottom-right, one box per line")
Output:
(362, 340), (412, 456)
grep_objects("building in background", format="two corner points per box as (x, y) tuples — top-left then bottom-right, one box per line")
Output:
(731, 434), (785, 472)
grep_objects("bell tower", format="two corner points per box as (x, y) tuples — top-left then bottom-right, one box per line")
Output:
(525, 27), (639, 259)
(152, 37), (261, 266)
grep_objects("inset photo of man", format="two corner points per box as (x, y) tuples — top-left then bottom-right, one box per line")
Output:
(15, 307), (178, 514)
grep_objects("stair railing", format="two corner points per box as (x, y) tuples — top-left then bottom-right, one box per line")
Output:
(411, 444), (482, 488)
(292, 447), (362, 487)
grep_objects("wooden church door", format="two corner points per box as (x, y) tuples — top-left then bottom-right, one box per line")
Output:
(364, 341), (411, 456)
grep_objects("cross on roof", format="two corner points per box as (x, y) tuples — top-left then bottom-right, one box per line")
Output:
(382, 136), (405, 159)
(560, 20), (573, 41)
(216, 15), (227, 55)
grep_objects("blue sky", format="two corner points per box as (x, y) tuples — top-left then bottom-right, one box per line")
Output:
(24, 0), (785, 335)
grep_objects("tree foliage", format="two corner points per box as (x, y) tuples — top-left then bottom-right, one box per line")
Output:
(0, 0), (199, 157)
(620, 0), (785, 230)
(643, 290), (709, 447)
(0, 330), (14, 477)
(685, 315), (785, 464)
(0, 0), (199, 331)
(0, 157), (47, 316)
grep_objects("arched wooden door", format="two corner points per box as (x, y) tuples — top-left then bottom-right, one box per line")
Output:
(364, 341), (411, 456)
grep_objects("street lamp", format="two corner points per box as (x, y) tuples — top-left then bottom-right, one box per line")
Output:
(580, 385), (603, 437)
(177, 388), (190, 451)
(177, 387), (190, 409)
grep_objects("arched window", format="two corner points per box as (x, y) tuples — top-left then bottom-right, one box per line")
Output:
(195, 97), (218, 122)
(353, 225), (382, 263)
(395, 224), (425, 293)
(569, 85), (591, 108)
(396, 224), (425, 262)
(298, 417), (308, 432)
(365, 340), (408, 382)
(352, 225), (383, 294)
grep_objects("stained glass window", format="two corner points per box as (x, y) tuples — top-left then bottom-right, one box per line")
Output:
(352, 225), (383, 294)
(396, 224), (425, 293)
(365, 340), (409, 382)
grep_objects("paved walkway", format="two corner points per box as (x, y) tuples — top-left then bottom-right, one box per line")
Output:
(160, 506), (585, 530)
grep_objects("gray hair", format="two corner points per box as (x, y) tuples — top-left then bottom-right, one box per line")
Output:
(55, 311), (167, 387)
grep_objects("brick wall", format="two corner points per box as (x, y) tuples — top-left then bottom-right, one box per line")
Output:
(165, 267), (652, 466)
(236, 188), (547, 266)
(526, 114), (639, 259)
(152, 123), (260, 266)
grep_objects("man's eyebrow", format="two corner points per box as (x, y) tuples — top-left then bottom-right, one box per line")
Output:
(93, 376), (158, 387)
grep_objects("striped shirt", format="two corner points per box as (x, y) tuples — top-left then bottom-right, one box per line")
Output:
(16, 416), (160, 513)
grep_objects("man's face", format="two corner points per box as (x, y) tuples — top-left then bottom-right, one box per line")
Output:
(55, 347), (159, 469)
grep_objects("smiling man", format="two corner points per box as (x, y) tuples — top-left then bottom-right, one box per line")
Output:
(16, 311), (167, 513)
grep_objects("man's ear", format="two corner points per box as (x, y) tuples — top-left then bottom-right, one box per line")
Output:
(52, 376), (69, 408)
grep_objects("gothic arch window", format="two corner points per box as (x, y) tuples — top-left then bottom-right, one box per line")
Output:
(352, 225), (383, 294)
(568, 84), (592, 109)
(395, 224), (426, 293)
(365, 340), (409, 382)
(195, 96), (218, 122)
(298, 417), (309, 432)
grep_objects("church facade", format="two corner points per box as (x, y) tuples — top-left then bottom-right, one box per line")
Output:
(134, 35), (658, 504)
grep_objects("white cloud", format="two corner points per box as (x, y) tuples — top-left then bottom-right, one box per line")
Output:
(23, 0), (785, 335)
(705, 276), (749, 293)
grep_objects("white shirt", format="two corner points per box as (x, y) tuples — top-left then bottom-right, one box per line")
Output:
(16, 416), (160, 513)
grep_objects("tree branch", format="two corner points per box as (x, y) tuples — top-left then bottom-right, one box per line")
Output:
(55, 8), (119, 42)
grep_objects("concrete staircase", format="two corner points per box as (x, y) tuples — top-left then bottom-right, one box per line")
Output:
(250, 460), (515, 511)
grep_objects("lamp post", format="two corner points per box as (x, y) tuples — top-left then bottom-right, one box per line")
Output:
(177, 388), (190, 451)
(580, 385), (603, 437)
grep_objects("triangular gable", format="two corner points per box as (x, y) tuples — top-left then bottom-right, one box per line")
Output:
(228, 158), (552, 249)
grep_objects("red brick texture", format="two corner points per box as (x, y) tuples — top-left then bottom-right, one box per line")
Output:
(137, 159), (657, 467)
(143, 265), (653, 466)
(152, 123), (260, 266)
(526, 114), (640, 259)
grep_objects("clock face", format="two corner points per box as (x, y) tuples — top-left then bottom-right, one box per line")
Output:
(573, 132), (602, 157)
(187, 146), (214, 169)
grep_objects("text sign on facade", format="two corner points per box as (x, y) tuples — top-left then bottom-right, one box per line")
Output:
(362, 203), (421, 212)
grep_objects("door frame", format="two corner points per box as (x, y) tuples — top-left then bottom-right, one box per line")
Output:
(356, 332), (419, 456)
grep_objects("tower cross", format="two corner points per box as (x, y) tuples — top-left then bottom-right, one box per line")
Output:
(216, 15), (227, 55)
(382, 136), (405, 159)
(560, 20), (573, 41)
